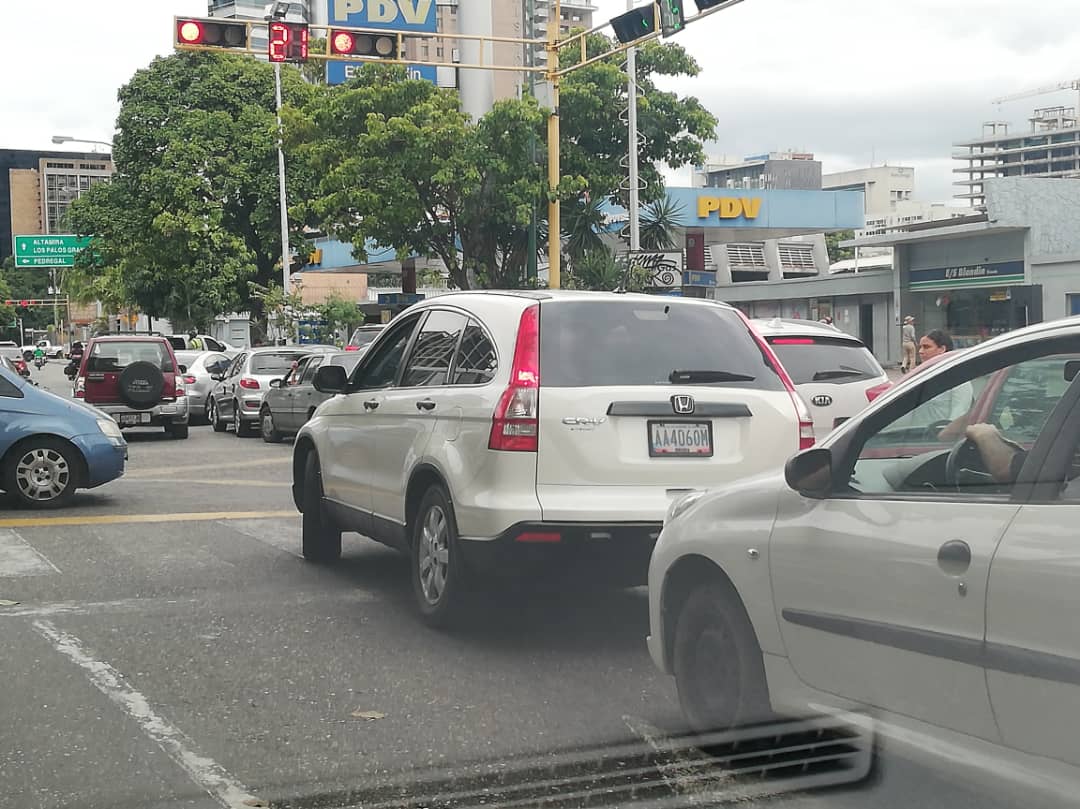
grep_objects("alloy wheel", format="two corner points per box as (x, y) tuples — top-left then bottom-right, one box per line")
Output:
(417, 505), (450, 605)
(16, 447), (71, 502)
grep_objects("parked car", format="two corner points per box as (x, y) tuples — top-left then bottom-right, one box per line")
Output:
(165, 333), (235, 352)
(647, 317), (1080, 804)
(208, 346), (335, 437)
(752, 318), (889, 434)
(75, 335), (189, 439)
(259, 352), (363, 442)
(291, 290), (816, 627)
(174, 350), (235, 423)
(0, 362), (126, 508)
(0, 340), (21, 361)
(345, 324), (385, 353)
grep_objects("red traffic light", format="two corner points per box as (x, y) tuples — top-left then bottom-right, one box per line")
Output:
(19, 300), (29, 308)
(175, 18), (248, 49)
(329, 28), (398, 59)
(269, 21), (309, 63)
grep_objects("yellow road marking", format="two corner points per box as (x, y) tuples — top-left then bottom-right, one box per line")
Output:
(131, 478), (292, 488)
(0, 510), (297, 529)
(126, 457), (291, 478)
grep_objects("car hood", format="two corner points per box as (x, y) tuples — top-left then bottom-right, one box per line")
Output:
(14, 377), (102, 425)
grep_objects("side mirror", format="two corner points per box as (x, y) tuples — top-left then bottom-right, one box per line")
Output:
(210, 373), (225, 382)
(313, 364), (347, 394)
(784, 448), (833, 500)
(178, 364), (188, 374)
(269, 378), (283, 389)
(1065, 360), (1080, 382)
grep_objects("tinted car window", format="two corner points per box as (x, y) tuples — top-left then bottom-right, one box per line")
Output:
(87, 341), (174, 373)
(451, 320), (497, 385)
(767, 337), (882, 385)
(329, 353), (362, 376)
(987, 355), (1076, 444)
(354, 316), (421, 389)
(0, 369), (22, 398)
(349, 327), (383, 349)
(301, 356), (324, 384)
(202, 353), (228, 374)
(251, 352), (305, 374)
(401, 311), (467, 388)
(540, 301), (785, 390)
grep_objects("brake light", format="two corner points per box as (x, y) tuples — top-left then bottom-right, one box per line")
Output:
(489, 304), (540, 452)
(865, 381), (891, 402)
(75, 376), (85, 398)
(183, 375), (197, 385)
(739, 311), (815, 450)
(770, 338), (815, 345)
(345, 345), (359, 351)
(239, 377), (260, 390)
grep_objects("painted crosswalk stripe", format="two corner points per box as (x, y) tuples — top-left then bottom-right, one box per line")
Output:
(0, 528), (60, 577)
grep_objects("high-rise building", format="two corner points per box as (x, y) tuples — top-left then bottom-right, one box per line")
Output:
(1, 149), (114, 262)
(693, 152), (823, 191)
(954, 106), (1080, 208)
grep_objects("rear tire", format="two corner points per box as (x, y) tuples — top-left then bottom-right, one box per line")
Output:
(410, 485), (469, 629)
(3, 438), (79, 509)
(672, 581), (772, 733)
(167, 422), (189, 440)
(301, 453), (341, 563)
(233, 402), (255, 437)
(261, 406), (283, 443)
(209, 398), (226, 433)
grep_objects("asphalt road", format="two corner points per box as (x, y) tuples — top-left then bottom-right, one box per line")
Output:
(0, 361), (1020, 809)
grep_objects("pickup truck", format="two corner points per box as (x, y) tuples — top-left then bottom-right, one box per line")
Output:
(20, 340), (65, 360)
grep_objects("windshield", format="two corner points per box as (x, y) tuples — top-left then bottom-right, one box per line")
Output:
(767, 337), (882, 384)
(540, 301), (784, 390)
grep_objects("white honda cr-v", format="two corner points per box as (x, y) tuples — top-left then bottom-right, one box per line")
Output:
(292, 290), (814, 626)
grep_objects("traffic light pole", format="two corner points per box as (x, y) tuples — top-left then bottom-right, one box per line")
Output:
(274, 61), (292, 298)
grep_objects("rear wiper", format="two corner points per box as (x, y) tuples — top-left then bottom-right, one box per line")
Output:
(812, 369), (866, 381)
(669, 369), (756, 384)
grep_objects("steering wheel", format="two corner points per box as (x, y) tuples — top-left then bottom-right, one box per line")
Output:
(944, 436), (989, 488)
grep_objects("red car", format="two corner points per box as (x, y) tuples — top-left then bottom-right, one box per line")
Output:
(75, 336), (190, 439)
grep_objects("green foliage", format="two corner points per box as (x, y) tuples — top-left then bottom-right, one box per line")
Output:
(66, 52), (319, 326)
(825, 230), (855, 263)
(565, 247), (652, 293)
(314, 291), (364, 339)
(248, 281), (304, 342)
(1, 257), (54, 335)
(640, 196), (685, 250)
(562, 197), (608, 264)
(560, 34), (717, 209)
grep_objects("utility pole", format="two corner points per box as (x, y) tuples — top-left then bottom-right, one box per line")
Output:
(525, 0), (538, 283)
(546, 0), (562, 289)
(274, 61), (292, 300)
(626, 0), (641, 253)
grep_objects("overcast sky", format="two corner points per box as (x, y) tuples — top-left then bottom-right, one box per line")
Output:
(4, 0), (1079, 204)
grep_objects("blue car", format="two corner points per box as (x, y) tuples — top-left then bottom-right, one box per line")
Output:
(0, 363), (127, 508)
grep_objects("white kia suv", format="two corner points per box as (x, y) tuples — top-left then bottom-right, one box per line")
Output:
(292, 291), (815, 626)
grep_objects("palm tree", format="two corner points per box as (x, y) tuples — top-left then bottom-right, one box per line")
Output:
(562, 197), (608, 263)
(639, 197), (685, 251)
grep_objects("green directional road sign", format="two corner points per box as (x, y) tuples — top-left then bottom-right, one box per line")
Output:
(13, 234), (90, 268)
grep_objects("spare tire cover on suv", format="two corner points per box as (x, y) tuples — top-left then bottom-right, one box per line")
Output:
(119, 361), (165, 409)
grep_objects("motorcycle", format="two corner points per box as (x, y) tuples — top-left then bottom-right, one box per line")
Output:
(34, 355), (46, 370)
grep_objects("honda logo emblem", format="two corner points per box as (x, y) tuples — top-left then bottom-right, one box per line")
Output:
(811, 394), (833, 407)
(671, 394), (695, 414)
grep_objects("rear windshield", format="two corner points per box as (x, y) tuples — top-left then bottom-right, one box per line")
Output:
(349, 328), (382, 348)
(251, 352), (306, 373)
(87, 341), (174, 373)
(540, 300), (785, 390)
(766, 337), (881, 385)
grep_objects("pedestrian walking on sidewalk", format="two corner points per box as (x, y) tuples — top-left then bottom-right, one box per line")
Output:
(901, 315), (917, 373)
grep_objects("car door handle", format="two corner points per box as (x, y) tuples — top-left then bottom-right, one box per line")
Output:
(363, 399), (380, 411)
(416, 399), (437, 412)
(937, 540), (972, 576)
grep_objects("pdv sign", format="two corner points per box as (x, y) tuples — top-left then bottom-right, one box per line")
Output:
(326, 0), (437, 86)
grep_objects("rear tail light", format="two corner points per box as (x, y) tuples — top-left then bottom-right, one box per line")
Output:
(183, 375), (197, 385)
(740, 312), (815, 450)
(865, 381), (891, 402)
(75, 376), (85, 398)
(239, 377), (260, 390)
(489, 304), (540, 452)
(344, 345), (359, 351)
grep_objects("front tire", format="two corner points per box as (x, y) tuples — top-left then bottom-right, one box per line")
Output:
(3, 438), (79, 509)
(209, 398), (226, 433)
(261, 406), (283, 443)
(301, 453), (341, 563)
(672, 582), (772, 733)
(411, 485), (469, 629)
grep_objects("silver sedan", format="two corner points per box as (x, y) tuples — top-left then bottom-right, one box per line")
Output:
(175, 350), (235, 423)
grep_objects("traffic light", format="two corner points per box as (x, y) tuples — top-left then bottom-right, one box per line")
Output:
(610, 6), (656, 44)
(268, 21), (309, 63)
(175, 18), (248, 50)
(692, 0), (726, 9)
(329, 29), (399, 60)
(659, 0), (686, 36)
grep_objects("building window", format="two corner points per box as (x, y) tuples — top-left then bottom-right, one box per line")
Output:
(778, 243), (817, 271)
(726, 242), (767, 269)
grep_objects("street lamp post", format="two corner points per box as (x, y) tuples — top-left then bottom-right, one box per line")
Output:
(51, 135), (112, 151)
(266, 2), (293, 305)
(625, 0), (641, 253)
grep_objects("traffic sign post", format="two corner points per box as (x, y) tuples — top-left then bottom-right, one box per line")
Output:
(13, 235), (90, 268)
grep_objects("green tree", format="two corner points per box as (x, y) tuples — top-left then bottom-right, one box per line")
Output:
(825, 230), (855, 264)
(66, 52), (319, 328)
(639, 197), (685, 251)
(1, 257), (54, 337)
(560, 34), (716, 209)
(315, 291), (365, 343)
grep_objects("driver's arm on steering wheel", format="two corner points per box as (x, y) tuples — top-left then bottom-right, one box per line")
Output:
(965, 423), (1026, 484)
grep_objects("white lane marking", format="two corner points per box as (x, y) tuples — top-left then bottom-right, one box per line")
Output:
(31, 620), (265, 809)
(224, 517), (303, 558)
(0, 528), (60, 577)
